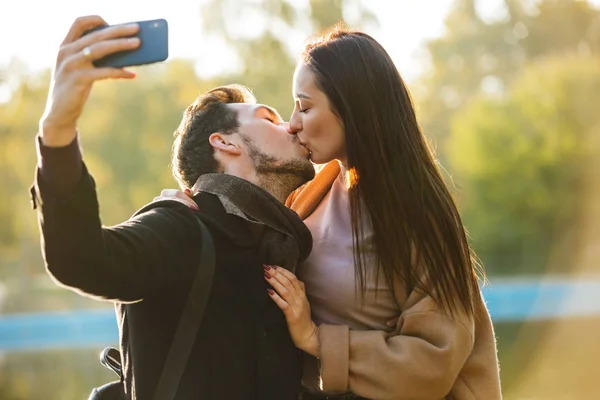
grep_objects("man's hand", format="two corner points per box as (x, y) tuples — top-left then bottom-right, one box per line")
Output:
(39, 15), (140, 147)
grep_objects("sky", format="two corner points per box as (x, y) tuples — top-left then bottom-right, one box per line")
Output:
(1, 0), (599, 90)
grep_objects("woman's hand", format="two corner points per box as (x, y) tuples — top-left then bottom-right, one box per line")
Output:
(264, 265), (320, 357)
(152, 189), (198, 210)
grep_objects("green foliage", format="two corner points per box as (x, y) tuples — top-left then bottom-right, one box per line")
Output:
(0, 71), (49, 257)
(448, 55), (600, 273)
(417, 0), (600, 276)
(418, 0), (600, 140)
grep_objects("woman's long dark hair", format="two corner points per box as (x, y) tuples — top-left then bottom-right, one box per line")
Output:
(302, 25), (482, 316)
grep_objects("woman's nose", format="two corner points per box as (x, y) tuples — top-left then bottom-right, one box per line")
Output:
(289, 111), (302, 134)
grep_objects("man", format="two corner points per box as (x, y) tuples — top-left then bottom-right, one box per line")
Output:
(31, 16), (315, 399)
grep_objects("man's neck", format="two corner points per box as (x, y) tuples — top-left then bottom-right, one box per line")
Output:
(220, 165), (304, 203)
(255, 172), (301, 203)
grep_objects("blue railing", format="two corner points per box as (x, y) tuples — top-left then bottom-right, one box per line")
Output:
(1, 278), (599, 352)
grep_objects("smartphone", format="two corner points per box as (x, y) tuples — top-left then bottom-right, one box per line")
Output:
(84, 18), (168, 68)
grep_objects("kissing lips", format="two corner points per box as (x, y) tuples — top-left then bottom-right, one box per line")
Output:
(293, 136), (312, 159)
(301, 143), (312, 159)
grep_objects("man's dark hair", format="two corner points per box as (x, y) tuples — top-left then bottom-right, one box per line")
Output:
(171, 84), (256, 189)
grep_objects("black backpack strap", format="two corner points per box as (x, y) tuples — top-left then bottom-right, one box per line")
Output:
(152, 215), (216, 400)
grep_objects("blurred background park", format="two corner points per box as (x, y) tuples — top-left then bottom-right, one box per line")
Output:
(1, 0), (600, 398)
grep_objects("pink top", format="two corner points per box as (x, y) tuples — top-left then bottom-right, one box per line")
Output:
(297, 166), (400, 331)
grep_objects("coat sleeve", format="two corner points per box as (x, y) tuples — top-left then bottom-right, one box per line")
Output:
(317, 293), (475, 400)
(32, 164), (203, 303)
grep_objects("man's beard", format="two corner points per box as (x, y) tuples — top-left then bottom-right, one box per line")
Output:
(244, 137), (315, 200)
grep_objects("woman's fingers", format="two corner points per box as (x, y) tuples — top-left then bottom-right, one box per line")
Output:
(263, 265), (306, 308)
(264, 266), (293, 302)
(153, 189), (199, 210)
(267, 288), (290, 313)
(264, 268), (319, 356)
(272, 266), (302, 289)
(265, 265), (303, 292)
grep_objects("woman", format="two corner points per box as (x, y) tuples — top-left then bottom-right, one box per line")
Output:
(263, 25), (502, 400)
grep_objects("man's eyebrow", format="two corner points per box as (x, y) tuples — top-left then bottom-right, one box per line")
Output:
(255, 105), (281, 120)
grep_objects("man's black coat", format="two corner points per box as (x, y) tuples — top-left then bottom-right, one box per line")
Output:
(32, 166), (304, 400)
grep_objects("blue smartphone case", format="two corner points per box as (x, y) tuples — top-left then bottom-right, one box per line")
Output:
(85, 19), (168, 68)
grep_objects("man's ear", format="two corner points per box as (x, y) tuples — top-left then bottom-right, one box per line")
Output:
(209, 132), (242, 156)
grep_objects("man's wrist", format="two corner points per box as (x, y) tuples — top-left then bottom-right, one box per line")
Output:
(36, 132), (83, 198)
(39, 119), (77, 148)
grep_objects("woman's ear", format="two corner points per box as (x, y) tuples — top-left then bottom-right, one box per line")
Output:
(209, 132), (242, 156)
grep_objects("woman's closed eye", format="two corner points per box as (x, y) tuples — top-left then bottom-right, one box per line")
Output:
(294, 99), (310, 114)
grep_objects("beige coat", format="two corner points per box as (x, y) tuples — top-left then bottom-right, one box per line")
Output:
(286, 161), (502, 400)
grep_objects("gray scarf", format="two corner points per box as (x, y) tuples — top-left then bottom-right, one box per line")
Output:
(193, 173), (312, 272)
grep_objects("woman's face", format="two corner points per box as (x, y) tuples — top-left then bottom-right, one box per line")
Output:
(290, 62), (346, 165)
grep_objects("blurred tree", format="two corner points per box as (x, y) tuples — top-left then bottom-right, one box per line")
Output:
(199, 0), (378, 118)
(523, 0), (600, 58)
(447, 55), (600, 274)
(309, 0), (344, 30)
(0, 69), (49, 263)
(418, 0), (600, 142)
